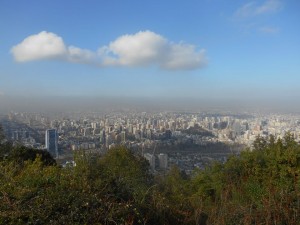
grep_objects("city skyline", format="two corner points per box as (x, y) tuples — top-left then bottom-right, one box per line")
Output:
(1, 0), (300, 106)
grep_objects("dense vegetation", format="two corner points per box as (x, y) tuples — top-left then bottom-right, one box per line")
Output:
(0, 124), (299, 224)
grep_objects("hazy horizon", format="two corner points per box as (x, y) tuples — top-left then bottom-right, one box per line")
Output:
(1, 95), (300, 114)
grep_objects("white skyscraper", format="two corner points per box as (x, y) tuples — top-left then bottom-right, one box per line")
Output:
(45, 129), (58, 158)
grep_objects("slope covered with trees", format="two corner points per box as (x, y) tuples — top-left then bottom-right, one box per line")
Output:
(0, 125), (299, 224)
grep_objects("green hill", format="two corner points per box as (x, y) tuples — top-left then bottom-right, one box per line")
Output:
(0, 131), (299, 224)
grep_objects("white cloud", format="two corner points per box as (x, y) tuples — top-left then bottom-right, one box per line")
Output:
(11, 30), (207, 71)
(105, 31), (168, 66)
(101, 31), (207, 70)
(235, 0), (282, 18)
(11, 31), (67, 62)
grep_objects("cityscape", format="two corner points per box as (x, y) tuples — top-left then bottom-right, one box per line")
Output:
(2, 109), (300, 173)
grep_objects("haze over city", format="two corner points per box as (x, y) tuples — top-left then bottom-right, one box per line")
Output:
(1, 0), (300, 112)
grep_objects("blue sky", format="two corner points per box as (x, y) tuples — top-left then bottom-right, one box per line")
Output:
(0, 0), (299, 101)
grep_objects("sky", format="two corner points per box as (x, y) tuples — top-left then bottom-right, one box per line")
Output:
(0, 0), (300, 108)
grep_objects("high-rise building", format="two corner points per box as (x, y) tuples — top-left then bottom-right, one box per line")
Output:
(144, 153), (155, 171)
(45, 129), (58, 158)
(100, 129), (106, 145)
(158, 153), (168, 170)
(121, 131), (126, 142)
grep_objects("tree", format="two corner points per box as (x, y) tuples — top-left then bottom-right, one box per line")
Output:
(99, 146), (153, 202)
(0, 124), (5, 143)
(252, 135), (267, 151)
(2, 145), (56, 166)
(0, 136), (299, 224)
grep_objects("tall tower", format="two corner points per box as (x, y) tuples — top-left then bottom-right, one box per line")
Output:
(100, 129), (106, 146)
(121, 131), (126, 143)
(45, 129), (58, 158)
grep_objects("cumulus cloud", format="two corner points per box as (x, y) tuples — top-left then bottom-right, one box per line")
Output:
(11, 30), (207, 71)
(235, 0), (282, 18)
(11, 31), (67, 62)
(103, 31), (168, 66)
(100, 31), (206, 70)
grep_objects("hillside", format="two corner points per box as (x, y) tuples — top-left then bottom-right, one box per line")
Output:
(0, 130), (299, 224)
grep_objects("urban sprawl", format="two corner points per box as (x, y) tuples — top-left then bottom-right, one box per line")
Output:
(1, 110), (300, 173)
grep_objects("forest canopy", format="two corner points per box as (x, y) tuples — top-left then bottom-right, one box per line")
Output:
(0, 132), (299, 224)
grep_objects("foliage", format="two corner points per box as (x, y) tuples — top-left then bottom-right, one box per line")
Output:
(187, 133), (300, 224)
(0, 144), (56, 166)
(0, 124), (5, 143)
(0, 134), (300, 224)
(0, 146), (157, 224)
